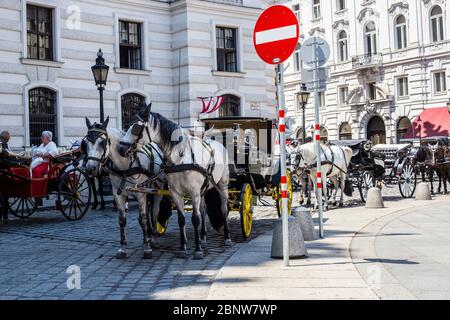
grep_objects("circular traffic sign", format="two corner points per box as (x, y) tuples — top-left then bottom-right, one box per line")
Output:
(253, 5), (299, 65)
(299, 36), (330, 68)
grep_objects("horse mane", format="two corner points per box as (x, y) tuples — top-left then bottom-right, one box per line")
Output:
(150, 112), (183, 150)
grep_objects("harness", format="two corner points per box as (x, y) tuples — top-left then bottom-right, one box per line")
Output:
(294, 145), (349, 176)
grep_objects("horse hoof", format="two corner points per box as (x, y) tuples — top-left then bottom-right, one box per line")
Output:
(115, 250), (127, 259)
(177, 250), (189, 259)
(99, 206), (105, 211)
(91, 205), (97, 210)
(143, 250), (153, 259)
(200, 239), (207, 249)
(224, 238), (233, 247)
(339, 203), (344, 208)
(193, 251), (204, 260)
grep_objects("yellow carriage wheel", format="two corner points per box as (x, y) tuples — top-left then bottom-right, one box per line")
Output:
(239, 183), (253, 239)
(275, 170), (293, 217)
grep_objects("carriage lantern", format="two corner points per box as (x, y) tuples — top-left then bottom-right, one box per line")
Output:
(91, 49), (109, 123)
(296, 83), (310, 144)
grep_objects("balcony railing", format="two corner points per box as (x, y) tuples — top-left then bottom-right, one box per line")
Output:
(352, 53), (383, 69)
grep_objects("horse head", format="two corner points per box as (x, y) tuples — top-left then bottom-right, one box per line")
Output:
(83, 116), (110, 176)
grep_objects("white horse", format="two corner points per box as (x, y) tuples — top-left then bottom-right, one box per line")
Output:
(118, 103), (231, 260)
(290, 142), (352, 210)
(83, 117), (165, 259)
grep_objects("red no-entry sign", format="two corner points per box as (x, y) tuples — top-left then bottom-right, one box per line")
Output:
(253, 5), (299, 65)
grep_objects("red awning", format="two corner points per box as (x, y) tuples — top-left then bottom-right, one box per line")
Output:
(403, 107), (450, 139)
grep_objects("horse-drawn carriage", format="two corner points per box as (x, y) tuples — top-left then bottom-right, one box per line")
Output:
(201, 117), (292, 238)
(0, 145), (92, 221)
(329, 139), (385, 202)
(377, 137), (450, 198)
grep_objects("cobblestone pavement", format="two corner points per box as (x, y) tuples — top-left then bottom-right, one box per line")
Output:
(0, 178), (443, 300)
(0, 197), (278, 300)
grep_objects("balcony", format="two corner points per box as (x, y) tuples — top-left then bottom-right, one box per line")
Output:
(352, 53), (383, 70)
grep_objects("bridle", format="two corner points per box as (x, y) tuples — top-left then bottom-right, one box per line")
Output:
(84, 127), (110, 165)
(119, 116), (151, 157)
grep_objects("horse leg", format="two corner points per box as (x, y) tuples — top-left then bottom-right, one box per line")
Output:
(150, 194), (163, 247)
(429, 169), (435, 194)
(339, 174), (345, 207)
(200, 197), (207, 248)
(115, 195), (128, 259)
(218, 187), (232, 246)
(98, 176), (105, 210)
(191, 192), (203, 260)
(91, 177), (98, 210)
(307, 176), (312, 206)
(171, 193), (188, 255)
(137, 194), (152, 259)
(323, 169), (328, 211)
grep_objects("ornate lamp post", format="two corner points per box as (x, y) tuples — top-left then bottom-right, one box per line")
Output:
(296, 83), (310, 144)
(91, 49), (109, 122)
(417, 115), (422, 145)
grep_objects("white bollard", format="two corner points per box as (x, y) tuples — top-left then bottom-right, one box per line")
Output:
(365, 187), (384, 208)
(292, 207), (317, 241)
(271, 216), (308, 259)
(416, 182), (432, 200)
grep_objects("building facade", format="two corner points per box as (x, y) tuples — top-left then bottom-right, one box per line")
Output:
(0, 0), (277, 148)
(284, 0), (450, 144)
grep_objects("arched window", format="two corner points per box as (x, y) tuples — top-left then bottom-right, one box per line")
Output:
(430, 6), (444, 43)
(293, 43), (301, 71)
(396, 117), (411, 142)
(367, 116), (386, 145)
(395, 15), (407, 49)
(121, 93), (145, 130)
(336, 0), (346, 11)
(219, 94), (240, 117)
(365, 22), (377, 55)
(29, 87), (57, 146)
(320, 126), (328, 143)
(337, 30), (348, 62)
(339, 122), (352, 140)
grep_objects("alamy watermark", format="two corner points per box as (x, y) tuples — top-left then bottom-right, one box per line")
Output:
(66, 5), (81, 30)
(66, 265), (81, 290)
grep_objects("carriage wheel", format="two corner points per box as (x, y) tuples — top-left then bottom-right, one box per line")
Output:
(275, 170), (293, 217)
(239, 183), (253, 239)
(58, 168), (92, 221)
(8, 197), (37, 219)
(398, 163), (417, 198)
(359, 171), (374, 203)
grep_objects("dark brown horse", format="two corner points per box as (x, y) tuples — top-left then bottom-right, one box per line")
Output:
(429, 143), (450, 195)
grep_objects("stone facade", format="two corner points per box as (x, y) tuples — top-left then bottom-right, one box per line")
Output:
(284, 0), (450, 144)
(0, 0), (276, 148)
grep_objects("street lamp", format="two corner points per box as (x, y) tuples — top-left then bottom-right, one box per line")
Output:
(417, 115), (422, 145)
(91, 49), (109, 123)
(296, 83), (310, 144)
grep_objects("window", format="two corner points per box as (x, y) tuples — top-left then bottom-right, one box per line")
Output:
(433, 72), (447, 93)
(367, 82), (376, 100)
(293, 43), (301, 71)
(219, 95), (240, 117)
(339, 86), (349, 105)
(216, 27), (238, 72)
(430, 6), (444, 43)
(320, 126), (328, 143)
(121, 93), (145, 130)
(395, 15), (407, 50)
(367, 116), (386, 145)
(336, 0), (346, 11)
(365, 22), (377, 55)
(29, 87), (57, 146)
(337, 30), (348, 62)
(27, 4), (53, 61)
(397, 77), (409, 97)
(119, 20), (142, 69)
(396, 117), (411, 142)
(318, 91), (325, 108)
(313, 0), (321, 19)
(339, 122), (352, 140)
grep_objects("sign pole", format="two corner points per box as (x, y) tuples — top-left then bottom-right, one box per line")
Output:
(312, 38), (324, 239)
(277, 63), (289, 266)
